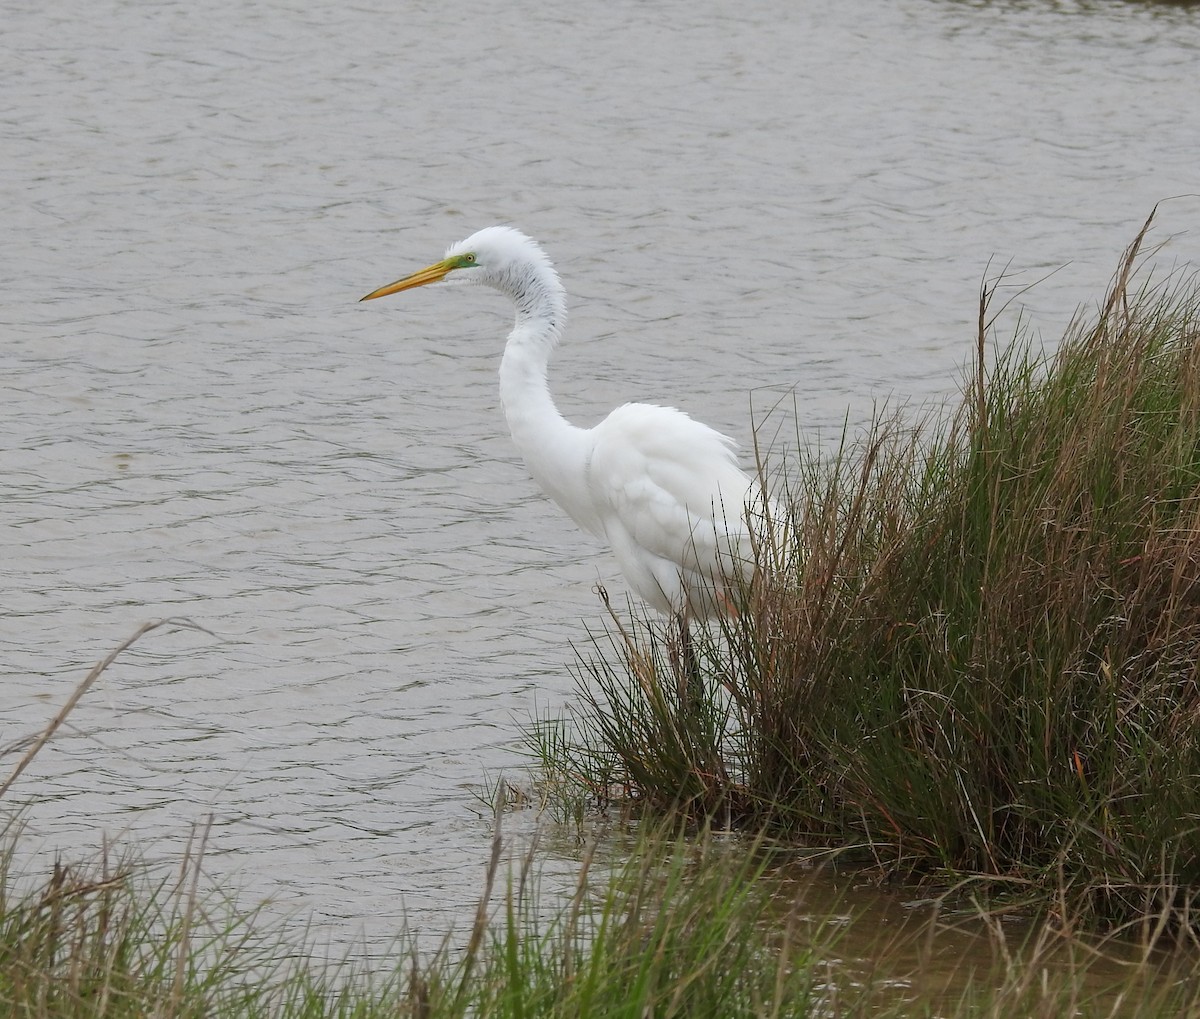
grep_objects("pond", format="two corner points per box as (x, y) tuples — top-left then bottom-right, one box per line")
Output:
(3, 0), (1199, 993)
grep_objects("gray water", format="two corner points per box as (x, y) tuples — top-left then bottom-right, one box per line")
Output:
(3, 0), (1200, 963)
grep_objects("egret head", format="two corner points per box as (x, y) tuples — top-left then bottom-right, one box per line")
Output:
(360, 226), (557, 302)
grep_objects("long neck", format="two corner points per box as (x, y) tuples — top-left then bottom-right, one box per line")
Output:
(497, 274), (598, 532)
(499, 263), (563, 393)
(498, 276), (572, 459)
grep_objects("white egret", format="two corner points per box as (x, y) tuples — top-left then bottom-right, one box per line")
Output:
(361, 226), (758, 654)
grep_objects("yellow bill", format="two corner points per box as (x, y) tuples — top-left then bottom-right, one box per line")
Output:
(360, 258), (456, 302)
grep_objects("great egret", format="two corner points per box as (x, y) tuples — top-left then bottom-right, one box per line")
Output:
(361, 226), (758, 644)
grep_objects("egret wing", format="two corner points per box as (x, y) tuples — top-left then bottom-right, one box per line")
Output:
(587, 402), (752, 582)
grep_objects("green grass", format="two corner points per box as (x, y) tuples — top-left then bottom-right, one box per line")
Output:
(532, 211), (1200, 933)
(4, 810), (1200, 1018)
(0, 811), (830, 1018)
(0, 817), (282, 1017)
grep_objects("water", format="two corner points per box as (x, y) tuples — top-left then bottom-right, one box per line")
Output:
(3, 0), (1199, 976)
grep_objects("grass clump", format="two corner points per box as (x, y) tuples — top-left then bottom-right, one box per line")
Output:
(0, 819), (283, 1018)
(6, 813), (1200, 1018)
(0, 813), (833, 1018)
(535, 211), (1200, 932)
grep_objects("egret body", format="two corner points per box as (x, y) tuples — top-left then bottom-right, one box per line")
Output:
(361, 226), (756, 622)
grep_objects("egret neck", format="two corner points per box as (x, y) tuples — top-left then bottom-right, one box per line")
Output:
(496, 269), (602, 537)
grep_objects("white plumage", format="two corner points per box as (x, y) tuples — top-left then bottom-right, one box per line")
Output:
(361, 226), (756, 618)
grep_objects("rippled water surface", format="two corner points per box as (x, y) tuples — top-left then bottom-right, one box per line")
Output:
(4, 0), (1200, 961)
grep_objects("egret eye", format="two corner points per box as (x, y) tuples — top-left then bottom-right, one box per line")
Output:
(462, 253), (477, 265)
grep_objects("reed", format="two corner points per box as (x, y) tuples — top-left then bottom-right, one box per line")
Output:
(534, 211), (1200, 932)
(5, 813), (1199, 1018)
(0, 813), (831, 1018)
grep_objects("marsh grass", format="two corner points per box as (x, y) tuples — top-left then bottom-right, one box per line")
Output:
(0, 818), (285, 1017)
(6, 810), (1200, 1018)
(0, 810), (837, 1018)
(534, 211), (1200, 933)
(2, 612), (1198, 1013)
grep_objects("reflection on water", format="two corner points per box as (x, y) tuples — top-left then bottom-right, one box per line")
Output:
(2, 0), (1199, 985)
(770, 867), (1178, 1012)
